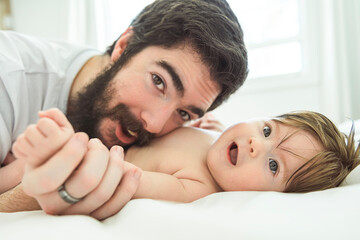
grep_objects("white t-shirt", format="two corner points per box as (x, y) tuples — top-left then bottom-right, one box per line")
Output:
(0, 31), (100, 163)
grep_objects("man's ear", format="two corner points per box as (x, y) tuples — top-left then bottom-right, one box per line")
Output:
(110, 27), (134, 63)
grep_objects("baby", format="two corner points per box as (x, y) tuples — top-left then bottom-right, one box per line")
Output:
(13, 109), (360, 204)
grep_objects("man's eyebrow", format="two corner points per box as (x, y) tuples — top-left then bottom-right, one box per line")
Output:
(157, 60), (184, 97)
(157, 60), (206, 118)
(188, 106), (205, 118)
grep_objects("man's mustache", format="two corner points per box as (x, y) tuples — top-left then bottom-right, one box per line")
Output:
(106, 104), (154, 146)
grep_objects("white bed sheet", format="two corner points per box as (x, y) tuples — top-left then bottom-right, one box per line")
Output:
(1, 120), (359, 240)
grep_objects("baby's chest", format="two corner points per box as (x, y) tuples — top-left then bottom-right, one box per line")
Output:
(128, 147), (203, 175)
(151, 148), (202, 174)
(155, 155), (193, 175)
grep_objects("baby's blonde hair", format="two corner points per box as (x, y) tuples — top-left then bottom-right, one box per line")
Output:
(273, 111), (360, 193)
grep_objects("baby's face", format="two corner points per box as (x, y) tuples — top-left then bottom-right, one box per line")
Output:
(207, 118), (323, 192)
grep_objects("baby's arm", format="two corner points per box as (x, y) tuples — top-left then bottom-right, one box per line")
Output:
(137, 172), (213, 202)
(124, 162), (215, 202)
(0, 153), (25, 193)
(12, 108), (74, 168)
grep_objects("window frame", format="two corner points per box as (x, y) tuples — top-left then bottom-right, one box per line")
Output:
(236, 0), (321, 93)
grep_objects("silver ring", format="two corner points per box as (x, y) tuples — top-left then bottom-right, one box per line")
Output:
(58, 184), (83, 204)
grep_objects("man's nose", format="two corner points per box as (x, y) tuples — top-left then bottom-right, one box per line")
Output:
(140, 105), (173, 134)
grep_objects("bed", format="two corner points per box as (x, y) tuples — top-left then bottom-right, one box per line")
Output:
(1, 120), (359, 240)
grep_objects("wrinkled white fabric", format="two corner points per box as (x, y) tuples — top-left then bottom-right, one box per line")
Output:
(0, 30), (99, 163)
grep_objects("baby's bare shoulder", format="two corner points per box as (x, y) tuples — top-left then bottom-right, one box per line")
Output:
(155, 127), (218, 146)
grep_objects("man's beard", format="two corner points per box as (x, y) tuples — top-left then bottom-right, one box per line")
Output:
(66, 63), (154, 148)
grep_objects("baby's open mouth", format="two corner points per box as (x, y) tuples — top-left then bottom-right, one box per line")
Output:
(229, 142), (238, 166)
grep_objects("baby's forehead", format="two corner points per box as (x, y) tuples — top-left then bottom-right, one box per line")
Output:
(245, 117), (273, 123)
(276, 125), (324, 152)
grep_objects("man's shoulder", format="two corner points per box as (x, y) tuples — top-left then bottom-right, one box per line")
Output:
(0, 30), (99, 69)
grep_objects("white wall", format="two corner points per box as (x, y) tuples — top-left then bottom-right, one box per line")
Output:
(213, 83), (323, 127)
(10, 0), (71, 41)
(9, 0), (359, 128)
(214, 0), (359, 127)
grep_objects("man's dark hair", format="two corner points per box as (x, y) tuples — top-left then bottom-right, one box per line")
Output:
(106, 0), (248, 111)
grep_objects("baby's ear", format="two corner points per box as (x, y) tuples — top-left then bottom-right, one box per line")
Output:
(38, 108), (74, 132)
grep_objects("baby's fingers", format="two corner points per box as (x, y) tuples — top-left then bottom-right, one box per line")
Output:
(38, 108), (74, 133)
(36, 117), (72, 140)
(12, 133), (32, 160)
(13, 124), (47, 164)
(24, 118), (73, 168)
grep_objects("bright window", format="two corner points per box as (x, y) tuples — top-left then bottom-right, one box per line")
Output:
(228, 0), (302, 79)
(101, 0), (306, 84)
(100, 0), (154, 48)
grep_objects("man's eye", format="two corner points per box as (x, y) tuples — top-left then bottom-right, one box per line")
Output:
(178, 110), (191, 122)
(263, 126), (271, 137)
(269, 159), (278, 174)
(152, 74), (165, 92)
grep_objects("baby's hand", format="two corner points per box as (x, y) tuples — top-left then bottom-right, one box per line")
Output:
(12, 108), (75, 168)
(187, 112), (225, 132)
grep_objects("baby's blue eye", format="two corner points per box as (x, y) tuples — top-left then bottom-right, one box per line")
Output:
(269, 159), (278, 174)
(263, 126), (271, 137)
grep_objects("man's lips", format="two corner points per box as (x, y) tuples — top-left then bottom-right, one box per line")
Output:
(228, 142), (238, 166)
(115, 123), (137, 145)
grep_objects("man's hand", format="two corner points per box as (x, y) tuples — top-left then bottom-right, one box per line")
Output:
(9, 108), (142, 220)
(23, 135), (142, 220)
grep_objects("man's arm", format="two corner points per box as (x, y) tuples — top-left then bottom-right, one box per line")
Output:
(0, 184), (40, 212)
